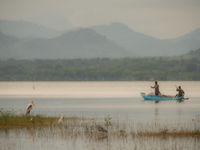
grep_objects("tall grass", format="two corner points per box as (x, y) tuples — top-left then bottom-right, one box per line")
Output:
(0, 111), (56, 129)
(0, 111), (200, 138)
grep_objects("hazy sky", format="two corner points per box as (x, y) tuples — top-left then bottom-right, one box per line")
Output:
(0, 0), (200, 39)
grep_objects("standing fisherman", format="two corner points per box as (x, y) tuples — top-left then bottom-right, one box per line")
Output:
(26, 101), (35, 115)
(151, 81), (161, 96)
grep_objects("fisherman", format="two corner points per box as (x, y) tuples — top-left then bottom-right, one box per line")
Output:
(26, 101), (35, 115)
(151, 81), (161, 96)
(176, 86), (185, 97)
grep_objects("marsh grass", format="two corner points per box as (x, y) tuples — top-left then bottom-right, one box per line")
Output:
(0, 111), (200, 138)
(0, 111), (83, 129)
(0, 112), (55, 129)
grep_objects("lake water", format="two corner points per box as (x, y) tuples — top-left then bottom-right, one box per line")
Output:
(0, 81), (200, 122)
(0, 81), (200, 150)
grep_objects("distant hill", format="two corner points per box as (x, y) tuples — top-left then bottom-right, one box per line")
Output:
(0, 20), (61, 38)
(182, 48), (200, 59)
(92, 22), (200, 56)
(169, 28), (200, 54)
(0, 29), (132, 59)
(190, 48), (200, 56)
(92, 22), (163, 56)
(0, 21), (200, 59)
(173, 28), (200, 41)
(0, 32), (20, 59)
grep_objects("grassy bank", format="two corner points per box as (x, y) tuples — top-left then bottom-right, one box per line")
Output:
(0, 115), (55, 129)
(0, 112), (200, 138)
(0, 111), (82, 129)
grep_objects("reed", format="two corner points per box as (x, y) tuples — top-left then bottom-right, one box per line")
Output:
(0, 111), (200, 138)
(131, 130), (200, 137)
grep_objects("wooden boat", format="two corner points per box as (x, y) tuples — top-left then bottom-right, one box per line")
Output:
(141, 92), (183, 102)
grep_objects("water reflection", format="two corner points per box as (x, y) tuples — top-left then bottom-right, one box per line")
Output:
(0, 129), (199, 150)
(154, 106), (159, 122)
(177, 104), (183, 124)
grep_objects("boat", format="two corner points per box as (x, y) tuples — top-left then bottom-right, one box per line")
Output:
(141, 92), (183, 102)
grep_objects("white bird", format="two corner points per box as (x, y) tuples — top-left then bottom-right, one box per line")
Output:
(58, 114), (64, 124)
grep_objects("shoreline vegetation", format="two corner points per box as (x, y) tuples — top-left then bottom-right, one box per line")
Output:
(1, 111), (200, 138)
(0, 50), (200, 81)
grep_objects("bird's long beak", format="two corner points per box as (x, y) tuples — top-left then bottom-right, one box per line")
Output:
(32, 101), (35, 106)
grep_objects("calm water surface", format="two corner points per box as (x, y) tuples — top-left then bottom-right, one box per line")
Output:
(0, 81), (200, 150)
(0, 81), (200, 122)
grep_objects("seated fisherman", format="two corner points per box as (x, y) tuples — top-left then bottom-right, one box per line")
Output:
(176, 86), (185, 97)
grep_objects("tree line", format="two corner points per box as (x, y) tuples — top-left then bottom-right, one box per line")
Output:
(0, 56), (199, 81)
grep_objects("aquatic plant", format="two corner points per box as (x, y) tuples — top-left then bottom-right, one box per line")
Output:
(0, 111), (200, 138)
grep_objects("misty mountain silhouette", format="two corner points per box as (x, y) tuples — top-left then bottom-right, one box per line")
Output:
(0, 29), (131, 59)
(0, 20), (200, 59)
(92, 22), (200, 56)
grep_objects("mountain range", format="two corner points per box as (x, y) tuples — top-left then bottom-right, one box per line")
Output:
(92, 22), (200, 56)
(0, 20), (62, 38)
(0, 20), (200, 59)
(0, 29), (130, 59)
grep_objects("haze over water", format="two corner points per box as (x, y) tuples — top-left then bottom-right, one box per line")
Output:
(0, 81), (200, 98)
